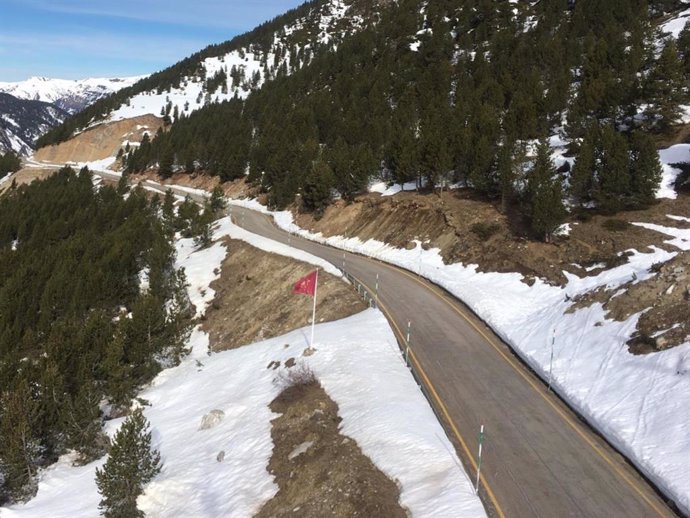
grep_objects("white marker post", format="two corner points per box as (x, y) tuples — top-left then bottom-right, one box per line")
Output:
(375, 273), (379, 306)
(475, 425), (485, 494)
(548, 329), (555, 391)
(310, 270), (319, 348)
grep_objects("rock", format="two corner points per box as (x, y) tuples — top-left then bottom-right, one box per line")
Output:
(199, 409), (225, 430)
(216, 450), (225, 462)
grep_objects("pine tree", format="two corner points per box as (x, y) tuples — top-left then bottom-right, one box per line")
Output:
(594, 126), (630, 212)
(209, 186), (227, 213)
(629, 131), (662, 207)
(95, 409), (161, 518)
(302, 157), (334, 215)
(646, 39), (685, 132)
(101, 327), (135, 411)
(570, 126), (598, 206)
(527, 142), (566, 242)
(0, 383), (40, 502)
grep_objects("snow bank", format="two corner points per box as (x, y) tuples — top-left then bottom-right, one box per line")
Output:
(658, 144), (690, 200)
(243, 205), (690, 515)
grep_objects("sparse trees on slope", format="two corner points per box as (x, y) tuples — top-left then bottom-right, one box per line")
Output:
(95, 409), (161, 518)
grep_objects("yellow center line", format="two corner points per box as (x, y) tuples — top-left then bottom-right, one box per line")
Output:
(364, 259), (671, 518)
(347, 271), (507, 518)
(252, 207), (670, 517)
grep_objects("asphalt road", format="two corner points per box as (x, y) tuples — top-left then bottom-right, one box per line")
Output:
(98, 173), (678, 517)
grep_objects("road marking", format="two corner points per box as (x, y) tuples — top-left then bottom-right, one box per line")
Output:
(347, 272), (507, 518)
(248, 206), (671, 518)
(361, 258), (671, 518)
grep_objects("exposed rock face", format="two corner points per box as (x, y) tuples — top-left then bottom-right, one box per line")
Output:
(199, 409), (226, 430)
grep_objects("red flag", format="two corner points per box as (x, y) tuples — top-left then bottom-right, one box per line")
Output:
(292, 270), (318, 297)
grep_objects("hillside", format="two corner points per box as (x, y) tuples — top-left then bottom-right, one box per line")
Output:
(0, 179), (486, 517)
(20, 0), (690, 513)
(36, 0), (381, 149)
(0, 94), (67, 155)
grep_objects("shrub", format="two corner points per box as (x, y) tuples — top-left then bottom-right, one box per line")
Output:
(601, 219), (630, 232)
(470, 221), (501, 240)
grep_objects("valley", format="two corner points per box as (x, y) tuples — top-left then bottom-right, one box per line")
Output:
(3, 0), (690, 516)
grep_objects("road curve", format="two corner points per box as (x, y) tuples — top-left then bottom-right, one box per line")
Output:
(97, 172), (678, 517)
(231, 206), (678, 518)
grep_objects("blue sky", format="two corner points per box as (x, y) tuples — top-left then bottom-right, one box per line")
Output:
(0, 0), (305, 81)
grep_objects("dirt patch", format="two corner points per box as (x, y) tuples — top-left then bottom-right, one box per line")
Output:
(0, 166), (56, 193)
(255, 375), (407, 518)
(202, 239), (365, 351)
(33, 115), (163, 165)
(292, 189), (688, 285)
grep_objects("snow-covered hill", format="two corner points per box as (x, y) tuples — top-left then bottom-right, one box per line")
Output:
(0, 76), (142, 114)
(0, 93), (67, 155)
(38, 0), (375, 142)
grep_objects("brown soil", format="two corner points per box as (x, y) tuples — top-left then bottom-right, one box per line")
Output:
(0, 166), (56, 192)
(255, 377), (407, 518)
(202, 239), (365, 351)
(292, 189), (690, 286)
(33, 115), (163, 165)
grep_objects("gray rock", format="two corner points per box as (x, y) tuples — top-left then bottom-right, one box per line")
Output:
(199, 409), (225, 430)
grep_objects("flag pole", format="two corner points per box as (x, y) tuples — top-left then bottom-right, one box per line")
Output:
(310, 270), (318, 347)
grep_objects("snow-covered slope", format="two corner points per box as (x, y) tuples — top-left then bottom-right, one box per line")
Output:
(108, 0), (364, 122)
(0, 76), (142, 114)
(2, 206), (486, 518)
(0, 93), (67, 155)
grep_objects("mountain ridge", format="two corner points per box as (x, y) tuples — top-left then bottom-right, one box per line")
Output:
(0, 76), (142, 154)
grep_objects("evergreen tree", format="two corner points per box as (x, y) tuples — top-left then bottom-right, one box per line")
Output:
(646, 39), (685, 132)
(594, 126), (630, 212)
(629, 131), (663, 206)
(527, 142), (566, 242)
(209, 186), (227, 213)
(302, 157), (334, 215)
(0, 383), (40, 503)
(570, 126), (598, 206)
(95, 409), (161, 518)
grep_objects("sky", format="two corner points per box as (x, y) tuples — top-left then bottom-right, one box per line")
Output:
(0, 0), (305, 82)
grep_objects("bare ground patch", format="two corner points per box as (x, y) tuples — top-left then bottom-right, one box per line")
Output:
(293, 190), (689, 286)
(33, 114), (163, 165)
(202, 238), (365, 351)
(255, 371), (408, 518)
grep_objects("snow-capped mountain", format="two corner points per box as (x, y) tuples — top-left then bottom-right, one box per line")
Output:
(0, 75), (143, 155)
(0, 76), (143, 114)
(0, 93), (68, 155)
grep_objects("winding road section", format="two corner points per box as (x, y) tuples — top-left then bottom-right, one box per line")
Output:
(99, 172), (678, 517)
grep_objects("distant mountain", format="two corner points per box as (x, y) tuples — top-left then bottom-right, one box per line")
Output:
(0, 93), (67, 155)
(0, 76), (142, 155)
(0, 76), (142, 115)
